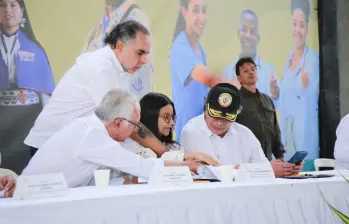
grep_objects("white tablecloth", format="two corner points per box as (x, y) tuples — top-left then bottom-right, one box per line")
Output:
(0, 171), (348, 224)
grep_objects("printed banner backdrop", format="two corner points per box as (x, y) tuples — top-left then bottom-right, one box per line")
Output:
(0, 0), (319, 172)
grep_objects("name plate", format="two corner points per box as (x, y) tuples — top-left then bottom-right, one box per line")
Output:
(148, 166), (193, 188)
(235, 163), (275, 182)
(13, 173), (69, 200)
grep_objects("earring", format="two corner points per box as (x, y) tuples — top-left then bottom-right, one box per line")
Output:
(20, 18), (26, 28)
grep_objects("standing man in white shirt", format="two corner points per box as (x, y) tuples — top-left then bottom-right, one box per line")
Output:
(82, 0), (153, 99)
(181, 83), (303, 177)
(24, 21), (169, 160)
(22, 89), (204, 187)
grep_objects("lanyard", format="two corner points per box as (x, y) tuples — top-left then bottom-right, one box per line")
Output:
(0, 33), (18, 55)
(0, 33), (18, 80)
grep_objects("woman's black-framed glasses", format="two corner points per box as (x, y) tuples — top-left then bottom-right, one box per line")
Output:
(159, 114), (176, 123)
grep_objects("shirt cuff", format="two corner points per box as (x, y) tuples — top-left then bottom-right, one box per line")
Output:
(139, 158), (164, 183)
(161, 151), (185, 161)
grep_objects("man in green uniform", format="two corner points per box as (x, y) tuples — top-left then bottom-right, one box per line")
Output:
(235, 57), (284, 161)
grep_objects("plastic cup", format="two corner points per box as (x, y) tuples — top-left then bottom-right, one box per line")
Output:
(219, 165), (233, 182)
(94, 169), (110, 189)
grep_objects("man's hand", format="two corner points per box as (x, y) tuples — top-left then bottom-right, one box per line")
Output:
(123, 176), (138, 185)
(220, 78), (241, 90)
(300, 64), (309, 88)
(270, 71), (279, 99)
(0, 176), (16, 198)
(184, 152), (221, 166)
(277, 158), (285, 162)
(270, 160), (295, 177)
(291, 161), (304, 175)
(182, 160), (206, 174)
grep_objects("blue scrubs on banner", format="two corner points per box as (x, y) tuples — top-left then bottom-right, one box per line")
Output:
(0, 30), (54, 173)
(170, 31), (208, 142)
(223, 56), (280, 108)
(280, 45), (319, 160)
(0, 30), (55, 93)
(101, 12), (110, 48)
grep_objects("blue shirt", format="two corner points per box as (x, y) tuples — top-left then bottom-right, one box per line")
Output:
(223, 56), (280, 108)
(170, 32), (208, 142)
(0, 30), (55, 93)
(279, 45), (319, 159)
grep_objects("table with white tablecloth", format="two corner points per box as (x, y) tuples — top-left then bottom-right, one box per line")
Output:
(0, 171), (348, 224)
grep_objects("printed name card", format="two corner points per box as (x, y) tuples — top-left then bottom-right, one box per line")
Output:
(148, 166), (193, 188)
(13, 173), (69, 200)
(235, 163), (275, 182)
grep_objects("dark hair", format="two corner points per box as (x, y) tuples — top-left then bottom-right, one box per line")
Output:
(104, 20), (150, 48)
(235, 57), (256, 76)
(172, 0), (190, 43)
(105, 0), (124, 5)
(240, 9), (259, 28)
(0, 0), (46, 50)
(291, 0), (310, 23)
(140, 93), (177, 146)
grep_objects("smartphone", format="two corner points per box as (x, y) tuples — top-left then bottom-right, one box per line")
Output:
(288, 151), (308, 165)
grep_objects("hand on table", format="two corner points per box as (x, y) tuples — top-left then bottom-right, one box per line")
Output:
(0, 176), (16, 198)
(184, 152), (221, 166)
(270, 160), (295, 177)
(182, 160), (206, 175)
(291, 161), (304, 175)
(123, 176), (138, 185)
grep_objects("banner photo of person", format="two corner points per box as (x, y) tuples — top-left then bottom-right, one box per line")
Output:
(0, 0), (54, 173)
(0, 0), (318, 173)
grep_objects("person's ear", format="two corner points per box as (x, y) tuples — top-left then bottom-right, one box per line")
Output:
(115, 40), (125, 52)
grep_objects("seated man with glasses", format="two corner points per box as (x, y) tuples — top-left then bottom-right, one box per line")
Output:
(181, 83), (302, 177)
(121, 92), (220, 166)
(21, 89), (207, 187)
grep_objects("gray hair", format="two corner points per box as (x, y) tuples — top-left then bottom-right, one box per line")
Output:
(95, 89), (140, 124)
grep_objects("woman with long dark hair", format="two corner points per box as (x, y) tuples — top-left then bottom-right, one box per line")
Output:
(122, 92), (181, 159)
(280, 0), (319, 160)
(0, 0), (55, 174)
(122, 92), (220, 164)
(170, 0), (240, 143)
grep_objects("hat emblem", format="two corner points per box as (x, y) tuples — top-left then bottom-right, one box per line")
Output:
(218, 93), (232, 108)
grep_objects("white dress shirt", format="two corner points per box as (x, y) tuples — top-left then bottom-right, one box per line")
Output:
(180, 114), (268, 165)
(334, 114), (349, 164)
(22, 115), (163, 188)
(25, 46), (132, 149)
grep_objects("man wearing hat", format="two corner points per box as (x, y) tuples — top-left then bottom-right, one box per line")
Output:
(180, 83), (268, 165)
(181, 83), (303, 176)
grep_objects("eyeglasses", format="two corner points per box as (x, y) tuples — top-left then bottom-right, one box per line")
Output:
(116, 118), (142, 132)
(159, 114), (176, 123)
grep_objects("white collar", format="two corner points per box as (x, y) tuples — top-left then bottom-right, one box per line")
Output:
(87, 114), (109, 134)
(104, 45), (128, 76)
